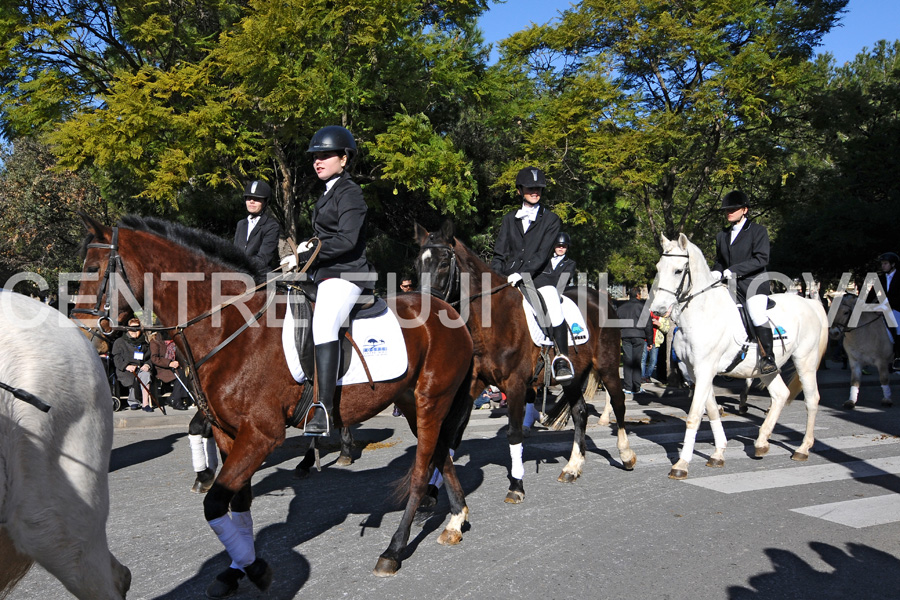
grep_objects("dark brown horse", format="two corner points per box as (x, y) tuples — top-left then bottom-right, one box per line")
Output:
(415, 221), (635, 503)
(73, 215), (475, 592)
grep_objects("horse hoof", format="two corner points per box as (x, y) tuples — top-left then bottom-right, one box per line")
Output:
(791, 451), (809, 462)
(622, 455), (637, 471)
(706, 458), (725, 468)
(843, 400), (856, 410)
(755, 446), (769, 458)
(373, 556), (400, 577)
(245, 558), (272, 592)
(668, 468), (688, 480)
(504, 490), (525, 504)
(437, 529), (463, 546)
(882, 399), (893, 407)
(739, 405), (749, 415)
(557, 471), (578, 483)
(335, 455), (353, 467)
(597, 415), (610, 427)
(293, 466), (310, 480)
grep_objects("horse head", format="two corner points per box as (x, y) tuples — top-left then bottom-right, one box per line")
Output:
(828, 293), (856, 340)
(651, 233), (716, 315)
(414, 221), (460, 302)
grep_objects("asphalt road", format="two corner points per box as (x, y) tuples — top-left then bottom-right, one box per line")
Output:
(14, 359), (900, 600)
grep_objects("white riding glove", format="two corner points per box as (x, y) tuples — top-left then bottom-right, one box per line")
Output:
(280, 255), (297, 270)
(507, 273), (523, 286)
(298, 241), (313, 252)
(710, 270), (722, 281)
(723, 269), (734, 280)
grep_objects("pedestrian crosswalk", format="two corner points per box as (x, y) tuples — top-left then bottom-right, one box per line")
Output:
(456, 406), (900, 529)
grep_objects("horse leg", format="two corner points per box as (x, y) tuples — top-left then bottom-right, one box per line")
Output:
(753, 375), (790, 458)
(791, 359), (822, 461)
(436, 452), (469, 546)
(503, 381), (528, 503)
(373, 407), (440, 576)
(705, 393), (728, 468)
(739, 380), (751, 414)
(844, 357), (862, 409)
(558, 386), (587, 483)
(336, 426), (354, 466)
(669, 372), (715, 480)
(204, 427), (278, 598)
(600, 367), (636, 470)
(879, 362), (893, 407)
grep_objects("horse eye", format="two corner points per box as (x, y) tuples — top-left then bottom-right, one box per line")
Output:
(86, 266), (99, 273)
(674, 269), (683, 275)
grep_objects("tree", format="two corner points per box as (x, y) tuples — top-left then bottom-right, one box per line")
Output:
(497, 0), (848, 279)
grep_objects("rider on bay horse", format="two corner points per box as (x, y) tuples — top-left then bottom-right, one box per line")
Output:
(867, 251), (900, 370)
(491, 166), (573, 383)
(711, 190), (778, 375)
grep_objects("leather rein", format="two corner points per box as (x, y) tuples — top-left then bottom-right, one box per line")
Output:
(656, 251), (726, 317)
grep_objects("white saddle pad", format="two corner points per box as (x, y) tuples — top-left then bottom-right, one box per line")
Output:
(522, 295), (590, 347)
(282, 304), (408, 385)
(732, 323), (790, 347)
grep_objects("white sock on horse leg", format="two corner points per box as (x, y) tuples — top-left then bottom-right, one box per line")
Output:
(523, 403), (538, 428)
(203, 436), (218, 471)
(680, 428), (698, 463)
(229, 511), (255, 571)
(189, 434), (206, 472)
(710, 419), (727, 450)
(849, 385), (859, 403)
(882, 384), (892, 400)
(428, 448), (454, 488)
(510, 443), (524, 480)
(209, 513), (255, 570)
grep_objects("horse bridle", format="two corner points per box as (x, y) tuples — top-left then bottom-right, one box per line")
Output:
(656, 251), (725, 313)
(420, 242), (460, 303)
(830, 294), (881, 334)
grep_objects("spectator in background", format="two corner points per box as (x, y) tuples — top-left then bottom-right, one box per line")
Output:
(618, 288), (653, 395)
(113, 318), (153, 411)
(149, 330), (191, 410)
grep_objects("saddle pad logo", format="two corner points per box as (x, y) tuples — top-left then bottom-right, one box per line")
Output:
(773, 325), (788, 341)
(571, 322), (588, 342)
(363, 338), (388, 356)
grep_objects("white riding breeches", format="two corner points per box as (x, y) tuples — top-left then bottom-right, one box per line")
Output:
(536, 285), (565, 327)
(746, 294), (769, 327)
(312, 277), (363, 343)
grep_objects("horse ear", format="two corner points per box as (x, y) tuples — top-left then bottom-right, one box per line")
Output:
(439, 219), (455, 242)
(677, 233), (690, 250)
(660, 234), (670, 246)
(78, 211), (111, 242)
(413, 222), (429, 246)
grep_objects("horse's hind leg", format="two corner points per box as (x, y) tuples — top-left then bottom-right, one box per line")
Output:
(336, 426), (354, 466)
(374, 403), (440, 576)
(879, 363), (893, 407)
(705, 393), (728, 468)
(436, 453), (469, 546)
(559, 386), (587, 483)
(601, 369), (636, 470)
(753, 375), (789, 458)
(792, 364), (822, 461)
(844, 357), (863, 410)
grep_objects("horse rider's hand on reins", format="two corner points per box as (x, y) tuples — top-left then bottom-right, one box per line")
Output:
(507, 273), (523, 287)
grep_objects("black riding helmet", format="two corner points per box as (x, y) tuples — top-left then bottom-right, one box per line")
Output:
(243, 180), (271, 201)
(879, 252), (900, 265)
(307, 126), (357, 160)
(515, 166), (547, 189)
(555, 232), (571, 246)
(720, 190), (749, 210)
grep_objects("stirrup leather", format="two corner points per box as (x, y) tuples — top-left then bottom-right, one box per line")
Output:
(302, 400), (332, 437)
(551, 355), (575, 382)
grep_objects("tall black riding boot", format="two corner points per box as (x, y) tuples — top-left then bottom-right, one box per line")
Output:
(754, 325), (779, 375)
(551, 323), (574, 383)
(306, 341), (340, 435)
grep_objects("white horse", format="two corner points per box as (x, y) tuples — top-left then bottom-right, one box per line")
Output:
(829, 293), (894, 409)
(0, 291), (130, 599)
(650, 234), (828, 480)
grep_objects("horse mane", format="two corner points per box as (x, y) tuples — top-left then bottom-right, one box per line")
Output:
(118, 215), (256, 275)
(683, 236), (714, 281)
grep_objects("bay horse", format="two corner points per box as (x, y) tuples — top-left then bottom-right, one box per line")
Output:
(415, 221), (635, 504)
(0, 291), (131, 599)
(650, 233), (828, 480)
(73, 215), (475, 592)
(828, 292), (894, 409)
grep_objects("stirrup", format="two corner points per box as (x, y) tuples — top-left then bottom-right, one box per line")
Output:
(302, 400), (331, 437)
(551, 355), (575, 383)
(758, 357), (779, 375)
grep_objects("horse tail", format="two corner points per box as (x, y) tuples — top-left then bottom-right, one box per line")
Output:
(0, 529), (34, 600)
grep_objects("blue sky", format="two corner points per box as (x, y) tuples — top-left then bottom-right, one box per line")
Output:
(478, 0), (900, 65)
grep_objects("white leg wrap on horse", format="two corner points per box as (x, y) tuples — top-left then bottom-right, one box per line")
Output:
(204, 436), (218, 471)
(228, 511), (255, 571)
(883, 384), (892, 400)
(849, 385), (859, 403)
(189, 434), (206, 472)
(680, 428), (698, 463)
(510, 443), (524, 480)
(710, 419), (727, 450)
(209, 513), (255, 570)
(523, 403), (539, 428)
(428, 448), (454, 488)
